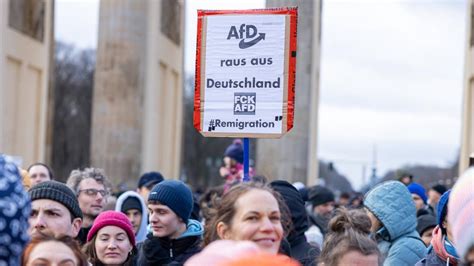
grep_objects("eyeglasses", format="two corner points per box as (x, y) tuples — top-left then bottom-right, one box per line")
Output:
(78, 188), (108, 197)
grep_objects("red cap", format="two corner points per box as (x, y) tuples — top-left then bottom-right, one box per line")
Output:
(87, 210), (136, 246)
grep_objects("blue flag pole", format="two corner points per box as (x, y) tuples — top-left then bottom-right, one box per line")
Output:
(243, 138), (250, 182)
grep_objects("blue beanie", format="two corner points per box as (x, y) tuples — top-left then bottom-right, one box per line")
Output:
(0, 155), (31, 266)
(437, 190), (451, 226)
(148, 180), (193, 224)
(224, 139), (243, 164)
(408, 182), (427, 204)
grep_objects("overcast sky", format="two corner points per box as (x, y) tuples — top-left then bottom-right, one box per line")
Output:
(56, 0), (467, 190)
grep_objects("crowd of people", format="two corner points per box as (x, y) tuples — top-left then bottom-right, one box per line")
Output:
(1, 140), (473, 266)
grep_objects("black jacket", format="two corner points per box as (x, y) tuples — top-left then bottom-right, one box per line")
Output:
(270, 180), (321, 266)
(136, 233), (202, 266)
(76, 226), (91, 246)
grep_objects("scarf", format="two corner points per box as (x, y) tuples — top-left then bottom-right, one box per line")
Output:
(431, 225), (459, 266)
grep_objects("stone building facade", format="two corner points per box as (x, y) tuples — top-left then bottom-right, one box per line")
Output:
(0, 0), (53, 167)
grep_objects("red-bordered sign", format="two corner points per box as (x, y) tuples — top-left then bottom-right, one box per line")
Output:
(194, 7), (297, 138)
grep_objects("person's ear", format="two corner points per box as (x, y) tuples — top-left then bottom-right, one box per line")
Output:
(217, 221), (230, 239)
(71, 218), (83, 238)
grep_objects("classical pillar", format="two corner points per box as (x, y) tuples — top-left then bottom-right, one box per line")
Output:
(92, 0), (184, 186)
(460, 0), (474, 173)
(256, 0), (322, 185)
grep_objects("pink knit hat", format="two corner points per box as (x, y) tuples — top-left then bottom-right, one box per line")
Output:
(448, 167), (474, 259)
(87, 210), (136, 246)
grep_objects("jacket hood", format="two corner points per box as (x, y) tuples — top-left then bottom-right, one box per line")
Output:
(269, 180), (309, 242)
(180, 219), (204, 239)
(115, 191), (148, 243)
(364, 181), (417, 240)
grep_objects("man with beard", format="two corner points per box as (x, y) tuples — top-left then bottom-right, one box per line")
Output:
(67, 167), (111, 245)
(28, 181), (83, 238)
(305, 185), (335, 247)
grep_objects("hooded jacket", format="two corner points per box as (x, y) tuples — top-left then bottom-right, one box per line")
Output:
(364, 181), (427, 266)
(136, 219), (203, 266)
(115, 191), (148, 243)
(270, 180), (321, 266)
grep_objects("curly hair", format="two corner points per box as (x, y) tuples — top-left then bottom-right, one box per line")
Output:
(66, 167), (112, 195)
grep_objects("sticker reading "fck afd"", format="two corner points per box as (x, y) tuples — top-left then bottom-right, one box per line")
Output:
(234, 92), (256, 115)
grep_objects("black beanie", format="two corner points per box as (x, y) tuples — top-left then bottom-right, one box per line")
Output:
(416, 214), (437, 235)
(431, 184), (447, 196)
(121, 197), (142, 213)
(29, 180), (83, 219)
(308, 185), (335, 207)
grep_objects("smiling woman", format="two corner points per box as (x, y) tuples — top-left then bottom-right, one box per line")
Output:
(204, 182), (291, 254)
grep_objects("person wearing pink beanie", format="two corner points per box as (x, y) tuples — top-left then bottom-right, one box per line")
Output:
(448, 167), (474, 265)
(83, 211), (137, 266)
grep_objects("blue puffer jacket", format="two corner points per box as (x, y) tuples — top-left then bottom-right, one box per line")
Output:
(365, 181), (427, 266)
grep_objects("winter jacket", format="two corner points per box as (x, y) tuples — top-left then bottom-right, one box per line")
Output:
(416, 247), (457, 266)
(115, 191), (148, 243)
(306, 211), (331, 247)
(136, 219), (203, 266)
(416, 226), (459, 266)
(270, 180), (321, 266)
(305, 224), (323, 247)
(364, 181), (427, 266)
(76, 225), (91, 246)
(288, 235), (320, 266)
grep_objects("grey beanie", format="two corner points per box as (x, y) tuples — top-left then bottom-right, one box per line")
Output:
(29, 180), (83, 219)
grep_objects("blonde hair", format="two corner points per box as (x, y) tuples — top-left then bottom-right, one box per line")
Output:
(19, 168), (31, 190)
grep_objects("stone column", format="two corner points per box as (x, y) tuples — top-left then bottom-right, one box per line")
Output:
(92, 0), (184, 186)
(257, 0), (321, 185)
(460, 0), (474, 173)
(91, 0), (148, 185)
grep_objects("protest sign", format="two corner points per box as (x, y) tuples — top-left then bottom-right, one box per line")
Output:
(194, 8), (298, 138)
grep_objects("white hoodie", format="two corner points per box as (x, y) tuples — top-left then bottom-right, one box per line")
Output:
(115, 191), (148, 243)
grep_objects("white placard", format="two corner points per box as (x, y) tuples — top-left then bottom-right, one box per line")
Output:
(204, 15), (285, 134)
